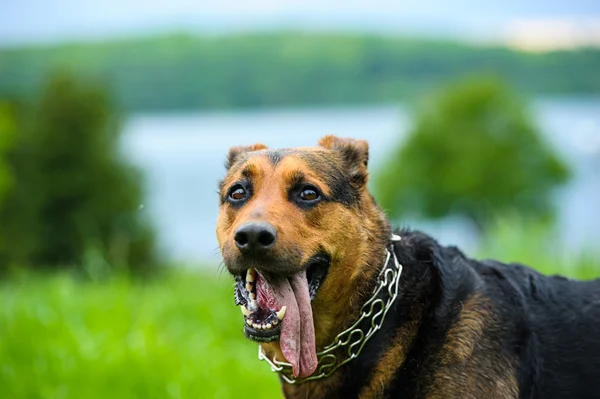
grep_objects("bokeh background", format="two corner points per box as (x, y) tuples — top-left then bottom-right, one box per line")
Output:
(1, 1), (599, 398)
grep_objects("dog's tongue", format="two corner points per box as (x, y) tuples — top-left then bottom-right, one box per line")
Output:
(256, 271), (317, 378)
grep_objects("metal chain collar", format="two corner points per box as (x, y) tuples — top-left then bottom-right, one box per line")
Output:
(258, 234), (403, 384)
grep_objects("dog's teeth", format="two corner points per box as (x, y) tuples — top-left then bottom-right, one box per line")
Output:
(245, 283), (253, 292)
(249, 292), (256, 300)
(276, 306), (287, 320)
(265, 323), (272, 329)
(272, 319), (278, 326)
(241, 305), (250, 317)
(253, 323), (261, 330)
(246, 319), (252, 326)
(246, 268), (256, 283)
(248, 299), (258, 312)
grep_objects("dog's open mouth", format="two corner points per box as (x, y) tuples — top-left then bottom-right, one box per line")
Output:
(233, 254), (330, 378)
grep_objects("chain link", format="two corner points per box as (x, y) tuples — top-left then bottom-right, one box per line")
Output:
(258, 235), (403, 384)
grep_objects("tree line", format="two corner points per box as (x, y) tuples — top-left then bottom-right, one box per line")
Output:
(0, 33), (599, 111)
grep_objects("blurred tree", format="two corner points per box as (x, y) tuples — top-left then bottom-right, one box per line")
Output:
(0, 102), (16, 205)
(374, 76), (571, 231)
(0, 72), (159, 274)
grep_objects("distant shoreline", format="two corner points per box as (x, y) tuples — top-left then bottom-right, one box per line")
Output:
(1, 33), (599, 112)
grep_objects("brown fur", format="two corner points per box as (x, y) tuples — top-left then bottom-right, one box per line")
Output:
(216, 137), (390, 363)
(358, 312), (422, 399)
(425, 294), (518, 399)
(217, 136), (524, 398)
(282, 371), (345, 399)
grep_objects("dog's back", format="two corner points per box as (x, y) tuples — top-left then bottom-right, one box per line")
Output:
(474, 259), (600, 399)
(367, 234), (600, 399)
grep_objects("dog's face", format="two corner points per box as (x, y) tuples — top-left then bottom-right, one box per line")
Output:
(216, 136), (383, 379)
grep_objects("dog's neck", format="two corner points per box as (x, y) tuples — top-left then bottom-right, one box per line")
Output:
(314, 196), (391, 344)
(282, 199), (395, 397)
(283, 228), (484, 399)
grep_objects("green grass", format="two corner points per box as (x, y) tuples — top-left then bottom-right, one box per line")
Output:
(478, 219), (599, 280)
(0, 223), (598, 399)
(0, 270), (281, 399)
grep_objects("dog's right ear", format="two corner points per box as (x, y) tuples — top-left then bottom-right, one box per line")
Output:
(225, 143), (268, 169)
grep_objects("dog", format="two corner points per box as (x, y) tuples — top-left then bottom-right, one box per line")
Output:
(216, 136), (600, 398)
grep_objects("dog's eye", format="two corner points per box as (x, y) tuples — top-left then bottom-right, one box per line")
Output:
(229, 185), (247, 201)
(299, 187), (320, 202)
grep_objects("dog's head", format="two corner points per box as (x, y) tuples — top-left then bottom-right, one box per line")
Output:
(216, 136), (389, 378)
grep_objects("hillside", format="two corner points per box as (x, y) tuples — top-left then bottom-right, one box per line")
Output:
(1, 33), (599, 111)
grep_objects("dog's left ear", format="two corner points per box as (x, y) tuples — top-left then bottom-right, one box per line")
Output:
(318, 135), (369, 188)
(225, 143), (268, 169)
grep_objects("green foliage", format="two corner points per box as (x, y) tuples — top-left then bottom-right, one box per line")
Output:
(0, 270), (281, 399)
(374, 76), (571, 230)
(0, 33), (599, 111)
(0, 72), (158, 273)
(0, 102), (16, 204)
(478, 217), (599, 280)
(0, 229), (597, 398)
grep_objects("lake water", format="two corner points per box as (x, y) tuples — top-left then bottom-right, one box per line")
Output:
(121, 99), (600, 264)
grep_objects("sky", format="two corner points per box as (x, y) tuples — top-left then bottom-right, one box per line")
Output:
(1, 0), (600, 47)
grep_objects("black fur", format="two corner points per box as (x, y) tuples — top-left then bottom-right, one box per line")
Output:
(338, 229), (600, 399)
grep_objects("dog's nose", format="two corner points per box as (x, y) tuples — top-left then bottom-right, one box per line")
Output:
(234, 222), (277, 254)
